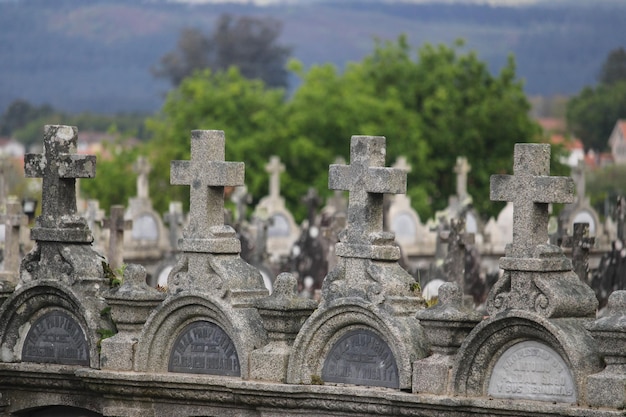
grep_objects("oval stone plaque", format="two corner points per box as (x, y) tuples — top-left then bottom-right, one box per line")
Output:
(169, 321), (240, 376)
(322, 329), (399, 389)
(488, 340), (576, 403)
(22, 310), (89, 365)
(132, 214), (159, 241)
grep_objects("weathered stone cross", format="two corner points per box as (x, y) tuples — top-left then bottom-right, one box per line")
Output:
(454, 156), (471, 200)
(170, 130), (244, 244)
(24, 125), (96, 241)
(103, 205), (132, 271)
(0, 199), (26, 283)
(163, 201), (184, 251)
(133, 156), (152, 200)
(328, 136), (406, 245)
(490, 143), (574, 258)
(302, 187), (321, 225)
(571, 160), (586, 202)
(266, 156), (284, 200)
(562, 222), (595, 282)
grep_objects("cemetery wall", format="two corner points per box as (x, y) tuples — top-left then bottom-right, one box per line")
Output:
(0, 126), (624, 417)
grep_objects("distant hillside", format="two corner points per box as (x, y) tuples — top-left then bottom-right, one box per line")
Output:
(1, 0), (625, 114)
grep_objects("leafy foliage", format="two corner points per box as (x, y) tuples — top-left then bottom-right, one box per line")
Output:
(567, 48), (626, 152)
(152, 14), (292, 89)
(142, 37), (536, 221)
(598, 47), (626, 86)
(145, 67), (288, 214)
(586, 164), (626, 218)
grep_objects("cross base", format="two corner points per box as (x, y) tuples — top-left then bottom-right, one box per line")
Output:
(335, 231), (400, 260)
(31, 226), (93, 243)
(335, 243), (400, 261)
(178, 225), (241, 254)
(499, 244), (572, 272)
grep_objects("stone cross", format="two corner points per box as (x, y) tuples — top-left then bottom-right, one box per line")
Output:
(163, 201), (184, 251)
(0, 199), (26, 283)
(171, 130), (244, 242)
(133, 156), (151, 200)
(302, 188), (321, 225)
(561, 222), (595, 282)
(231, 186), (252, 225)
(0, 156), (9, 206)
(85, 199), (105, 235)
(103, 205), (132, 271)
(571, 160), (586, 202)
(490, 143), (574, 258)
(266, 156), (285, 200)
(24, 125), (96, 241)
(443, 217), (475, 290)
(454, 156), (471, 200)
(617, 196), (625, 242)
(393, 156), (412, 174)
(328, 136), (406, 245)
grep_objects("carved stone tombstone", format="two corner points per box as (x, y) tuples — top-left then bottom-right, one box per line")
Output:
(0, 198), (27, 287)
(123, 155), (168, 261)
(103, 205), (132, 272)
(0, 125), (114, 369)
(254, 156), (299, 259)
(452, 143), (601, 405)
(133, 130), (267, 378)
(287, 135), (427, 390)
(386, 156), (431, 257)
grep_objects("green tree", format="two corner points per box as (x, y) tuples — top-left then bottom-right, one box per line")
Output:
(0, 99), (55, 136)
(153, 14), (291, 89)
(566, 81), (626, 152)
(106, 37), (537, 223)
(599, 47), (626, 85)
(286, 37), (538, 219)
(145, 67), (288, 214)
(586, 164), (626, 217)
(80, 139), (140, 213)
(567, 47), (626, 152)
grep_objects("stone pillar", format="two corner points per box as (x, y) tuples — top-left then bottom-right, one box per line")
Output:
(101, 264), (165, 371)
(413, 282), (482, 394)
(103, 205), (132, 271)
(250, 273), (316, 382)
(587, 290), (626, 408)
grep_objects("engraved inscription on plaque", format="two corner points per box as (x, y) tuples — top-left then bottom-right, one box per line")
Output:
(322, 329), (399, 389)
(169, 321), (240, 376)
(22, 310), (90, 365)
(488, 340), (576, 403)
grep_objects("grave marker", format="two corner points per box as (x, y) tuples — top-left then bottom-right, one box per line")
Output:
(168, 321), (240, 376)
(561, 222), (595, 282)
(328, 136), (406, 252)
(163, 201), (184, 252)
(103, 205), (132, 271)
(24, 125), (95, 242)
(171, 130), (244, 252)
(21, 310), (89, 366)
(0, 199), (26, 284)
(488, 340), (576, 403)
(490, 143), (575, 259)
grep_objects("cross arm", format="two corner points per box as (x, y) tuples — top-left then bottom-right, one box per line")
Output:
(206, 162), (245, 187)
(24, 154), (45, 178)
(532, 176), (575, 204)
(170, 161), (191, 185)
(58, 154), (96, 178)
(364, 167), (406, 194)
(490, 174), (515, 202)
(328, 164), (353, 191)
